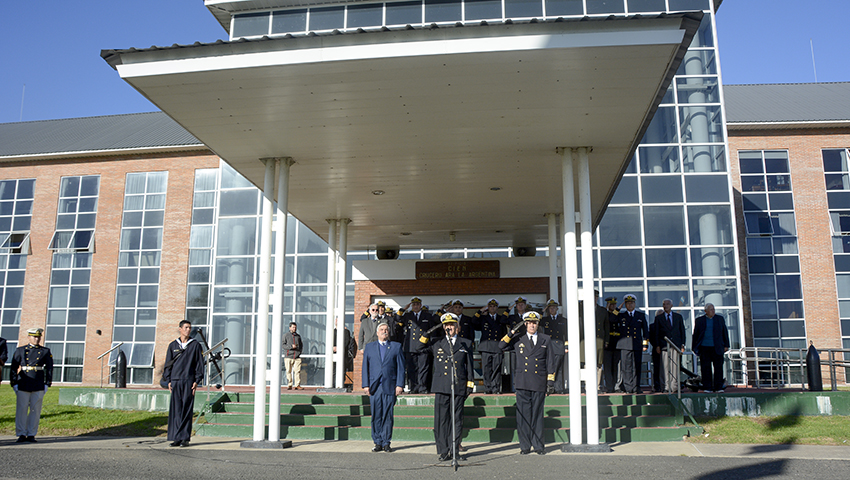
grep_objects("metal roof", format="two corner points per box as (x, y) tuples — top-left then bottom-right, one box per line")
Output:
(0, 112), (202, 161)
(724, 82), (850, 130)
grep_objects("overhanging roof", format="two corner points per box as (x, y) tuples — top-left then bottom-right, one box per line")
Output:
(725, 82), (850, 131)
(102, 14), (700, 251)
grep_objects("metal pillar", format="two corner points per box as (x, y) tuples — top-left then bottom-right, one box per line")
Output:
(335, 219), (350, 388)
(268, 157), (293, 442)
(558, 147), (582, 445)
(324, 220), (338, 388)
(252, 158), (275, 442)
(546, 213), (559, 301)
(577, 147), (600, 444)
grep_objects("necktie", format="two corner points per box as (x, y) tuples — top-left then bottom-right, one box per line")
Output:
(667, 314), (672, 328)
(379, 342), (386, 361)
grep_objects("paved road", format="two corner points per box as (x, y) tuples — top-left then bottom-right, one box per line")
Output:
(1, 437), (847, 480)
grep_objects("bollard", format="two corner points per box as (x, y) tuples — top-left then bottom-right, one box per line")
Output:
(115, 350), (128, 388)
(806, 343), (822, 392)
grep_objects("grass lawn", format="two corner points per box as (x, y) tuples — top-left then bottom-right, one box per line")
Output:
(687, 415), (850, 446)
(0, 387), (167, 437)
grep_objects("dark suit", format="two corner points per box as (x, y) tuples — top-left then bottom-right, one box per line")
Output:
(362, 340), (405, 447)
(540, 314), (567, 393)
(473, 311), (510, 393)
(648, 321), (663, 391)
(692, 314), (730, 391)
(163, 338), (204, 443)
(602, 309), (621, 392)
(430, 336), (474, 457)
(402, 310), (437, 393)
(615, 309), (648, 393)
(654, 311), (686, 392)
(500, 332), (556, 453)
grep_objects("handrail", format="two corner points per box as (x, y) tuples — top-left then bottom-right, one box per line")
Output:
(98, 342), (124, 388)
(663, 336), (684, 400)
(725, 346), (850, 390)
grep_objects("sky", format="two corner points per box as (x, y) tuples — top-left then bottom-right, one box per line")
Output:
(2, 0), (849, 124)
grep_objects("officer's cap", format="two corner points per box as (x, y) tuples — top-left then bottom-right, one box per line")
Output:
(546, 298), (559, 307)
(522, 311), (541, 323)
(515, 296), (528, 304)
(487, 298), (499, 306)
(27, 327), (43, 337)
(422, 305), (430, 311)
(452, 299), (464, 306)
(376, 300), (386, 307)
(410, 296), (422, 304)
(605, 296), (618, 304)
(441, 313), (459, 324)
(624, 294), (637, 303)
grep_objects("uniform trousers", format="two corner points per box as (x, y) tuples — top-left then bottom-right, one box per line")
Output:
(619, 349), (638, 393)
(699, 346), (725, 391)
(651, 349), (663, 391)
(602, 349), (620, 393)
(480, 351), (502, 394)
(167, 380), (196, 442)
(369, 392), (396, 446)
(515, 389), (546, 452)
(662, 347), (682, 393)
(433, 392), (464, 456)
(407, 351), (431, 393)
(284, 357), (302, 387)
(15, 389), (45, 436)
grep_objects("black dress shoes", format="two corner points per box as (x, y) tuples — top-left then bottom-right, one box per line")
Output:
(383, 444), (394, 453)
(519, 449), (531, 455)
(180, 440), (190, 447)
(26, 436), (36, 443)
(169, 441), (182, 447)
(16, 436), (27, 443)
(371, 444), (383, 452)
(439, 453), (452, 462)
(535, 449), (545, 455)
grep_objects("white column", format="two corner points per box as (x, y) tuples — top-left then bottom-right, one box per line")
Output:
(252, 158), (275, 442)
(268, 157), (293, 442)
(335, 219), (350, 388)
(547, 213), (559, 301)
(324, 220), (338, 388)
(577, 147), (600, 445)
(559, 147), (582, 445)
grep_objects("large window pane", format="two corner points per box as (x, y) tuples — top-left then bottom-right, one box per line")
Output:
(425, 0), (461, 22)
(505, 0), (542, 17)
(598, 207), (641, 246)
(271, 9), (306, 34)
(347, 4), (383, 27)
(645, 248), (688, 277)
(643, 206), (685, 245)
(688, 205), (733, 245)
(641, 176), (682, 203)
(600, 249), (643, 277)
(234, 12), (270, 37)
(685, 175), (729, 202)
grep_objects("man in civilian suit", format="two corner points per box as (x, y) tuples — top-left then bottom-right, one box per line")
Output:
(362, 322), (405, 452)
(615, 294), (648, 394)
(654, 298), (686, 393)
(692, 303), (730, 393)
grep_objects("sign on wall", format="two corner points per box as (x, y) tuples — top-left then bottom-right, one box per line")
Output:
(415, 260), (500, 280)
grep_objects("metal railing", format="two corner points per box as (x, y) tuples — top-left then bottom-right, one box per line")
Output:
(96, 342), (123, 388)
(663, 336), (684, 400)
(725, 346), (849, 391)
(826, 348), (850, 391)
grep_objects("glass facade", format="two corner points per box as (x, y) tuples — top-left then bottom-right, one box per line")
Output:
(46, 175), (100, 383)
(230, 0), (712, 38)
(824, 148), (850, 351)
(739, 151), (805, 350)
(111, 172), (168, 385)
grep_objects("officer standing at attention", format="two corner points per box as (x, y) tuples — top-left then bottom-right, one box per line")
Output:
(615, 294), (648, 394)
(499, 312), (556, 455)
(429, 313), (475, 462)
(401, 296), (437, 393)
(601, 297), (622, 393)
(163, 320), (205, 447)
(473, 298), (509, 394)
(539, 299), (567, 394)
(10, 328), (53, 443)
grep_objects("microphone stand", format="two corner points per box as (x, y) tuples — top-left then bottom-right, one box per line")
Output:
(448, 332), (458, 471)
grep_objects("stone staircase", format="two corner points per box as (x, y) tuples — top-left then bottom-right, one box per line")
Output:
(194, 392), (700, 442)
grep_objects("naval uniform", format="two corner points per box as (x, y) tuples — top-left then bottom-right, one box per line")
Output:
(402, 310), (437, 393)
(614, 309), (649, 394)
(499, 331), (556, 454)
(10, 343), (53, 438)
(163, 338), (205, 443)
(430, 335), (474, 458)
(473, 311), (510, 394)
(602, 309), (622, 393)
(540, 314), (567, 393)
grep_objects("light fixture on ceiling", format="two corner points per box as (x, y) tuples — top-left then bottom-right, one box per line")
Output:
(372, 190), (385, 195)
(400, 232), (411, 236)
(449, 232), (456, 242)
(490, 187), (501, 191)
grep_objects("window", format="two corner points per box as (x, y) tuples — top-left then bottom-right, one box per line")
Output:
(48, 176), (99, 252)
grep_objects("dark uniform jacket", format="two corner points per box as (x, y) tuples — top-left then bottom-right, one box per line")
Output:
(163, 339), (204, 385)
(430, 336), (475, 395)
(605, 309), (621, 350)
(615, 309), (649, 351)
(10, 344), (53, 392)
(540, 314), (567, 348)
(499, 332), (556, 392)
(402, 310), (437, 353)
(473, 311), (510, 353)
(654, 311), (686, 350)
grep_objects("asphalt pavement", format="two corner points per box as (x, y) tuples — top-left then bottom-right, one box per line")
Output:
(1, 436), (848, 480)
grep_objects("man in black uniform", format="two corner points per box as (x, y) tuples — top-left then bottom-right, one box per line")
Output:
(163, 320), (205, 447)
(446, 299), (475, 342)
(0, 334), (7, 383)
(401, 296), (437, 393)
(540, 299), (567, 394)
(615, 294), (648, 394)
(601, 297), (621, 393)
(430, 313), (474, 462)
(500, 312), (556, 455)
(10, 328), (52, 443)
(473, 298), (509, 394)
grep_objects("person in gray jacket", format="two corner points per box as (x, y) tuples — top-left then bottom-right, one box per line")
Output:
(282, 322), (303, 390)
